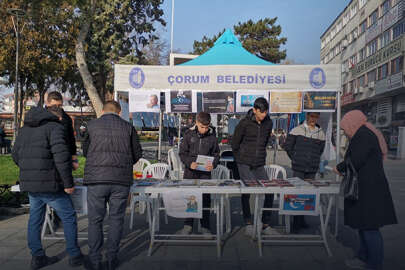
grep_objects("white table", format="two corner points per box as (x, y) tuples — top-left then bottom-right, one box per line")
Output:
(131, 184), (241, 258)
(240, 184), (340, 256)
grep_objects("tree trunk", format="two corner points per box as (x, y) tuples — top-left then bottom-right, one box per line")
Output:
(75, 1), (103, 117)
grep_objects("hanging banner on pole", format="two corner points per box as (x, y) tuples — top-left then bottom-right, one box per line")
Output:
(129, 89), (161, 112)
(115, 64), (341, 91)
(165, 90), (197, 113)
(303, 91), (336, 112)
(202, 91), (235, 113)
(235, 90), (269, 112)
(270, 91), (302, 113)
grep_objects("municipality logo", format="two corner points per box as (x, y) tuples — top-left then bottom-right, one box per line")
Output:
(129, 67), (145, 89)
(309, 67), (326, 89)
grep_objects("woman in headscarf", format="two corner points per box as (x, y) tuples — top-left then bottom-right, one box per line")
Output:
(333, 110), (397, 270)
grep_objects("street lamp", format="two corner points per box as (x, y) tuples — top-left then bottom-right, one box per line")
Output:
(7, 8), (26, 143)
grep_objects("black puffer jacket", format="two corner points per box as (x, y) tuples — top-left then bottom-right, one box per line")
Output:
(83, 113), (142, 186)
(12, 107), (73, 192)
(231, 109), (273, 167)
(61, 109), (77, 156)
(179, 125), (220, 179)
(283, 122), (325, 173)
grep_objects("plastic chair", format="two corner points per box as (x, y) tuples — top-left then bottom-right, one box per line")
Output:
(211, 164), (230, 179)
(142, 163), (169, 179)
(168, 148), (184, 180)
(133, 158), (151, 175)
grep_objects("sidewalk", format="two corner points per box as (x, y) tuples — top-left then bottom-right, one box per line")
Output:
(0, 151), (403, 270)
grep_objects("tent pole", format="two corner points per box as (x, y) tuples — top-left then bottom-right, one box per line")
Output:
(158, 110), (163, 161)
(178, 113), (181, 148)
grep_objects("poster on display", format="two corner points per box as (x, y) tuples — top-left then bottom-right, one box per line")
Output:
(165, 90), (197, 113)
(270, 91), (302, 113)
(162, 190), (202, 218)
(279, 191), (319, 216)
(236, 90), (269, 112)
(202, 91), (235, 113)
(118, 98), (130, 122)
(129, 90), (161, 112)
(303, 91), (336, 112)
(70, 186), (88, 215)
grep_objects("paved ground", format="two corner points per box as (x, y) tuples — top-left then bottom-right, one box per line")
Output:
(0, 150), (404, 270)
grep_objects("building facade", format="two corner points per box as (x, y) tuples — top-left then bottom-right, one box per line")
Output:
(321, 0), (405, 150)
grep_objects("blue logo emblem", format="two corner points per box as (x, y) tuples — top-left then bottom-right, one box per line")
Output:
(309, 67), (326, 89)
(129, 67), (145, 89)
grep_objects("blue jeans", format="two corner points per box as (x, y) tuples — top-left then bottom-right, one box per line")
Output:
(358, 229), (384, 270)
(28, 192), (81, 257)
(319, 160), (328, 174)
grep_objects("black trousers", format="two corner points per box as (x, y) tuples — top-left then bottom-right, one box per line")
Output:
(238, 164), (274, 225)
(87, 184), (130, 264)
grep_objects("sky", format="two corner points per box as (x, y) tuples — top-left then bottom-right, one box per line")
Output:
(159, 0), (351, 64)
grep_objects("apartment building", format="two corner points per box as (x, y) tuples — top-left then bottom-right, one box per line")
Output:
(321, 0), (405, 150)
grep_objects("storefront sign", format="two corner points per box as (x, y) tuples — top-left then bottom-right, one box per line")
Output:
(352, 37), (403, 76)
(366, 19), (382, 44)
(341, 92), (354, 106)
(382, 5), (400, 32)
(375, 72), (403, 95)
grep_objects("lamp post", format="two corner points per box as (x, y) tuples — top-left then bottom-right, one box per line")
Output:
(7, 8), (26, 143)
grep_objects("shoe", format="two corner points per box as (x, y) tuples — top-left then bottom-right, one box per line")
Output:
(345, 258), (367, 269)
(84, 259), (102, 270)
(200, 227), (212, 236)
(244, 224), (254, 236)
(31, 255), (59, 270)
(176, 225), (192, 235)
(69, 253), (84, 267)
(107, 258), (119, 270)
(262, 226), (281, 235)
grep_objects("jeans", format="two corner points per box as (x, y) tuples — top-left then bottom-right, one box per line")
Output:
(237, 164), (274, 225)
(87, 184), (129, 264)
(319, 160), (328, 174)
(28, 192), (80, 257)
(358, 229), (384, 270)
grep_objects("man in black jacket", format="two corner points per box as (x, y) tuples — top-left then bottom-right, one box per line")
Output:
(282, 112), (325, 231)
(12, 107), (83, 270)
(232, 98), (278, 236)
(83, 101), (142, 270)
(178, 112), (220, 235)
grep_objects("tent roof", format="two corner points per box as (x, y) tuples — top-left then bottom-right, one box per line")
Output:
(180, 29), (275, 66)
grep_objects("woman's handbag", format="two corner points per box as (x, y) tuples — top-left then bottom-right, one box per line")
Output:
(341, 157), (359, 201)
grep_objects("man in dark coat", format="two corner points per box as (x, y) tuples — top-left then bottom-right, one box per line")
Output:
(12, 107), (83, 270)
(231, 98), (277, 236)
(178, 112), (220, 235)
(83, 101), (142, 270)
(335, 110), (397, 270)
(282, 112), (325, 232)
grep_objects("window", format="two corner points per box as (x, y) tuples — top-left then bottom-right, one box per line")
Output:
(343, 83), (348, 94)
(358, 75), (366, 87)
(359, 0), (367, 9)
(359, 20), (367, 34)
(369, 9), (378, 27)
(359, 48), (366, 61)
(337, 21), (343, 33)
(378, 63), (389, 80)
(343, 13), (350, 26)
(382, 0), (391, 15)
(368, 69), (376, 82)
(350, 4), (358, 19)
(350, 54), (358, 66)
(367, 39), (378, 56)
(380, 30), (391, 47)
(393, 20), (405, 39)
(391, 56), (403, 74)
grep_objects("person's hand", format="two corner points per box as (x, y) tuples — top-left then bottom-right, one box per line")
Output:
(190, 162), (198, 170)
(333, 166), (342, 176)
(64, 187), (75, 194)
(205, 162), (213, 172)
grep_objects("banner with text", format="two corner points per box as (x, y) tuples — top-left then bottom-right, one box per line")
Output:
(303, 91), (336, 112)
(270, 91), (302, 113)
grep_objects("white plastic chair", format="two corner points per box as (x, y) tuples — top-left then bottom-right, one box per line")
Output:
(264, 165), (289, 230)
(133, 158), (151, 174)
(142, 163), (169, 179)
(211, 164), (230, 179)
(168, 148), (184, 180)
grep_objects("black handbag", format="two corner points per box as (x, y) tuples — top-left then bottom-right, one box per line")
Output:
(341, 157), (359, 201)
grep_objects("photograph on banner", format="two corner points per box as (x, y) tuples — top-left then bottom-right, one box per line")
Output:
(202, 91), (235, 113)
(165, 90), (197, 113)
(129, 89), (161, 112)
(303, 91), (336, 112)
(270, 91), (302, 113)
(279, 191), (319, 216)
(235, 90), (269, 112)
(162, 190), (202, 218)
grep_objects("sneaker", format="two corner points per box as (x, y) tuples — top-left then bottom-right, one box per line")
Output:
(69, 253), (84, 267)
(176, 225), (192, 235)
(345, 258), (367, 269)
(31, 255), (59, 270)
(200, 227), (212, 236)
(245, 224), (254, 236)
(262, 226), (281, 235)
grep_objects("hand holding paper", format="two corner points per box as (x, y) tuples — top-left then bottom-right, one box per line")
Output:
(196, 155), (214, 171)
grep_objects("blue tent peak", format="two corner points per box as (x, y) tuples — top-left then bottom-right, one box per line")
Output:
(180, 29), (275, 66)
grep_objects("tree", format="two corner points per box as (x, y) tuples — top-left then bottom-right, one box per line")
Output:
(192, 18), (287, 63)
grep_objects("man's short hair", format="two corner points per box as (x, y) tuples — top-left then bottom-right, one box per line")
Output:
(103, 100), (121, 114)
(307, 112), (320, 116)
(196, 112), (211, 126)
(254, 97), (269, 112)
(47, 91), (63, 103)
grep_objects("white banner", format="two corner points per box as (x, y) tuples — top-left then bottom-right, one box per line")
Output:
(115, 64), (341, 91)
(162, 190), (202, 218)
(129, 89), (160, 112)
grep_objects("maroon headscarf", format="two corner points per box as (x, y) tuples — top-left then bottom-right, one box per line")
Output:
(340, 110), (388, 160)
